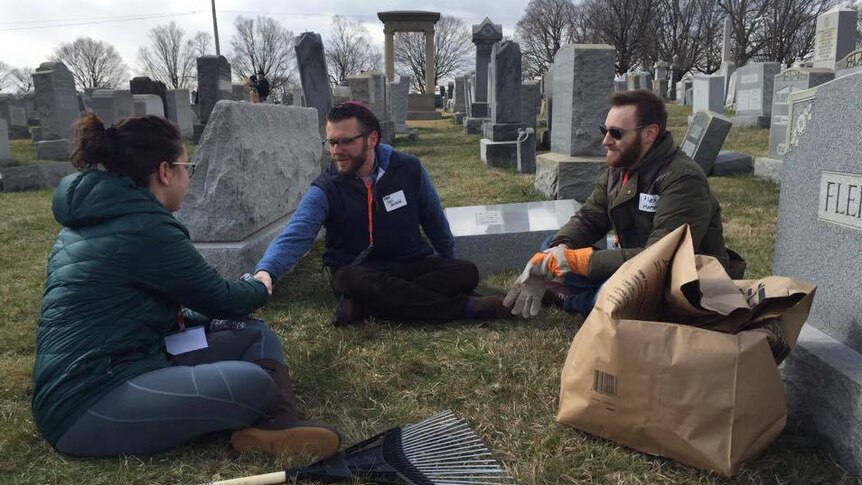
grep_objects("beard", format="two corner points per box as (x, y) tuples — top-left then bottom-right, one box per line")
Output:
(606, 132), (643, 168)
(333, 141), (370, 176)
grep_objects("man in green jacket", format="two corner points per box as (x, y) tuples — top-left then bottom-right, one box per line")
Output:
(505, 89), (731, 318)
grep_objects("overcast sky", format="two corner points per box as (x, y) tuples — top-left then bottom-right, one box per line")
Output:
(0, 0), (527, 74)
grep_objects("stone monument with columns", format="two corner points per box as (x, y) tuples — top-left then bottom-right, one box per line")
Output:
(464, 18), (503, 135)
(378, 11), (441, 120)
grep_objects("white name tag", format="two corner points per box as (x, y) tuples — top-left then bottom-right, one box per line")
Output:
(638, 193), (660, 212)
(382, 190), (407, 212)
(164, 326), (208, 356)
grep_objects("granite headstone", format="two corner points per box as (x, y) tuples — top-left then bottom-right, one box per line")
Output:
(773, 70), (862, 477)
(175, 101), (320, 277)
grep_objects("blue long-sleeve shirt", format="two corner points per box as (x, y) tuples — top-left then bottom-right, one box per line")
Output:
(255, 143), (454, 280)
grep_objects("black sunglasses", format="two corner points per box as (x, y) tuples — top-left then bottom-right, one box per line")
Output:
(599, 124), (646, 140)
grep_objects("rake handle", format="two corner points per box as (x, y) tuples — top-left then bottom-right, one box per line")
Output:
(201, 470), (286, 485)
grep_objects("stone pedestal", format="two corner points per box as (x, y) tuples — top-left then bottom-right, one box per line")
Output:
(0, 161), (75, 192)
(407, 93), (440, 120)
(754, 157), (782, 184)
(534, 153), (606, 202)
(34, 139), (70, 161)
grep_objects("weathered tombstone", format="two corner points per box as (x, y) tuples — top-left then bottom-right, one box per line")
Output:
(389, 75), (410, 134)
(540, 66), (554, 150)
(445, 199), (581, 277)
(481, 41), (534, 171)
(614, 80), (628, 92)
(0, 97), (30, 139)
(676, 78), (693, 105)
(812, 7), (858, 71)
(231, 84), (248, 102)
(520, 82), (540, 134)
(0, 119), (12, 166)
(175, 101), (320, 278)
(754, 68), (834, 182)
(692, 75), (724, 114)
(773, 71), (862, 478)
(165, 89), (194, 139)
(345, 72), (392, 143)
(710, 150), (753, 176)
(453, 75), (466, 124)
(90, 89), (134, 126)
(464, 18), (502, 134)
(132, 94), (165, 117)
(32, 61), (79, 161)
(332, 85), (351, 105)
(294, 32), (333, 142)
(0, 161), (76, 192)
(684, 87), (693, 106)
(535, 44), (615, 202)
(129, 76), (168, 117)
(732, 62), (781, 128)
(625, 72), (637, 90)
(291, 87), (305, 106)
(836, 48), (862, 78)
(196, 56), (232, 124)
(653, 61), (669, 98)
(636, 71), (652, 90)
(680, 110), (732, 175)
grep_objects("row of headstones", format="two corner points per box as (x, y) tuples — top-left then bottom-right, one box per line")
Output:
(445, 18), (540, 174)
(0, 54), (237, 191)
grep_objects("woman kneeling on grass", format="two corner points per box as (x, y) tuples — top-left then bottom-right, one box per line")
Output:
(31, 114), (340, 458)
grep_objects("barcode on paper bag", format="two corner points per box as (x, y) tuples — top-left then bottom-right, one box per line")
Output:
(592, 370), (617, 397)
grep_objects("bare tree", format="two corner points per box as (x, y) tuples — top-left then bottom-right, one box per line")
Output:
(137, 22), (212, 89)
(51, 37), (128, 90)
(581, 0), (660, 73)
(325, 16), (383, 85)
(643, 0), (725, 76)
(0, 61), (11, 92)
(229, 16), (296, 94)
(394, 16), (473, 93)
(10, 67), (35, 94)
(756, 0), (839, 65)
(516, 0), (580, 78)
(188, 32), (214, 58)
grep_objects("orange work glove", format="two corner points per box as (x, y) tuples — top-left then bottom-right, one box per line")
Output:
(543, 246), (594, 278)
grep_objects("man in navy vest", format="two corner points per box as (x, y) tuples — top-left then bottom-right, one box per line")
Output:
(255, 102), (508, 324)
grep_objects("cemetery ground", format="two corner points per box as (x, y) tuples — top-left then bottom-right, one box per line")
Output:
(0, 104), (856, 484)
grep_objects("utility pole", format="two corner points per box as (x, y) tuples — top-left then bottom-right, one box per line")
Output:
(211, 0), (221, 55)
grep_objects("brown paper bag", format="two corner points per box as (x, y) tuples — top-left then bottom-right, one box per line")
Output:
(556, 225), (816, 476)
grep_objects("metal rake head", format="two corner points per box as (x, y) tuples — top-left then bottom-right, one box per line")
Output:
(284, 410), (515, 485)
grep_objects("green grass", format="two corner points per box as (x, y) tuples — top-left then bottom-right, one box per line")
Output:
(0, 111), (856, 484)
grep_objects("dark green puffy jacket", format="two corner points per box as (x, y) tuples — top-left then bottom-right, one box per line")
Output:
(32, 169), (268, 447)
(551, 133), (730, 280)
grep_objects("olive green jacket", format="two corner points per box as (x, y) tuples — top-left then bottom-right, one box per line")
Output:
(551, 133), (730, 281)
(32, 170), (268, 447)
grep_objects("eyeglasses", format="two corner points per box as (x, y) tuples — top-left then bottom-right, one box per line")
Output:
(323, 133), (366, 149)
(172, 162), (197, 178)
(599, 124), (646, 140)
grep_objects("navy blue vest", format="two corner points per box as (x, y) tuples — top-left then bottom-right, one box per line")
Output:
(312, 150), (434, 270)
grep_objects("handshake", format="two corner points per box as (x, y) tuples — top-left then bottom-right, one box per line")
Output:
(503, 245), (593, 318)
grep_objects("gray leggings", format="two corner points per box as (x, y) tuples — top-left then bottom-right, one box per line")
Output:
(55, 320), (284, 457)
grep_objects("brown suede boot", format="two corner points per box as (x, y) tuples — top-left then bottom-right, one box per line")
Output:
(469, 295), (511, 320)
(230, 359), (341, 458)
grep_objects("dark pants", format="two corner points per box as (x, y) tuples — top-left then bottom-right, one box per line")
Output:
(55, 320), (283, 457)
(331, 256), (479, 322)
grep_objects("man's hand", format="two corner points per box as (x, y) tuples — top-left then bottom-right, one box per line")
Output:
(504, 253), (550, 318)
(544, 246), (594, 278)
(254, 270), (273, 296)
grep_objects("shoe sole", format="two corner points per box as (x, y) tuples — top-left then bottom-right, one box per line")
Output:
(231, 426), (341, 458)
